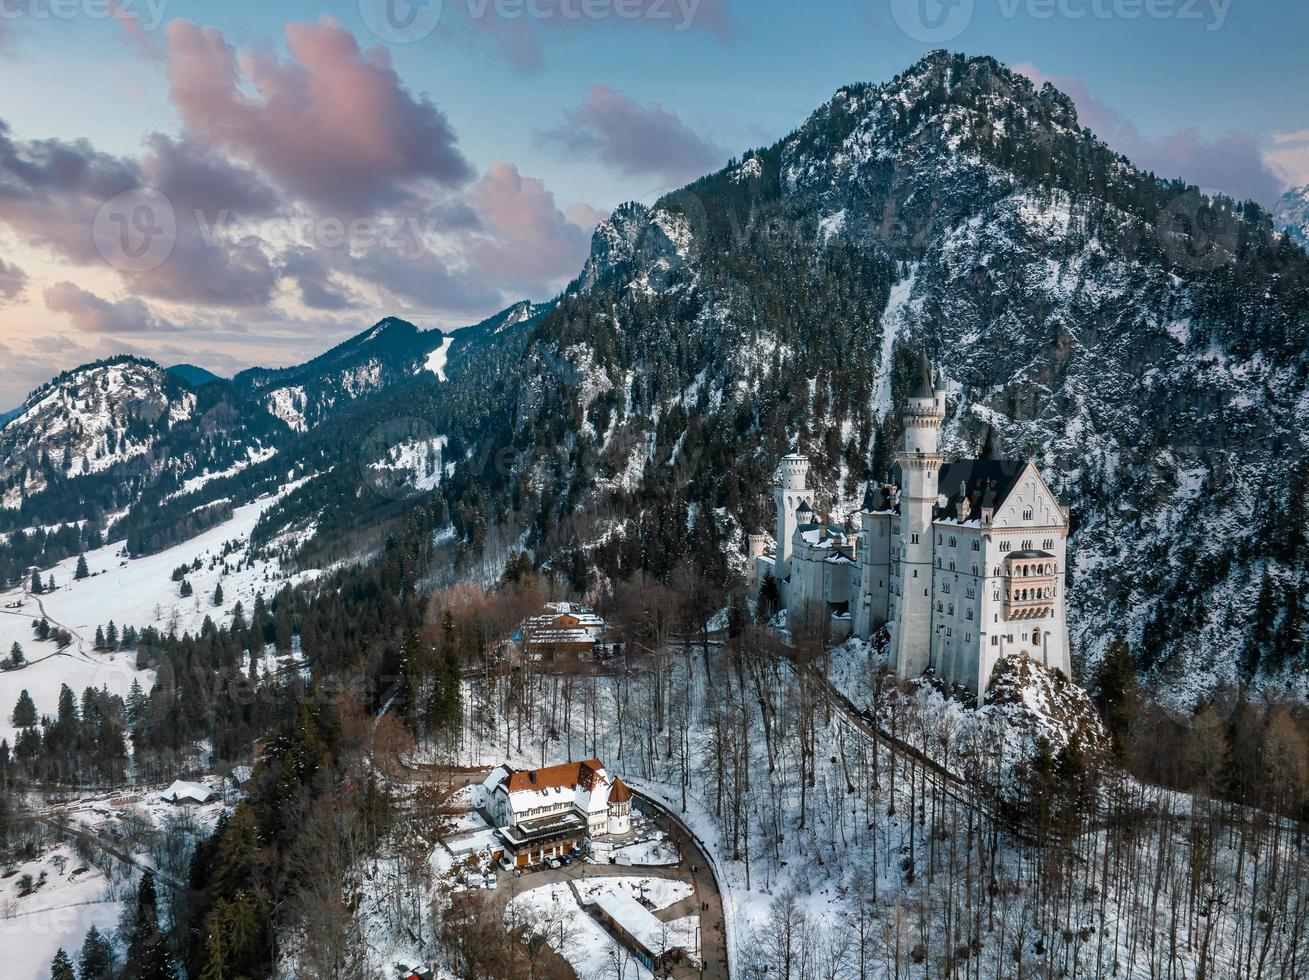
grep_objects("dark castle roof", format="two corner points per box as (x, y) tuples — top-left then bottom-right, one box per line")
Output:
(911, 351), (935, 398)
(935, 458), (1028, 521)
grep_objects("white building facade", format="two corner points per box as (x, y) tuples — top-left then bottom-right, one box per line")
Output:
(750, 354), (1072, 702)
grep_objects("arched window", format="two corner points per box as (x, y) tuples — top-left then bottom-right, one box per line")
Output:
(1032, 629), (1042, 645)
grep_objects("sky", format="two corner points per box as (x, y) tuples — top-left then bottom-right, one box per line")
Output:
(0, 0), (1307, 408)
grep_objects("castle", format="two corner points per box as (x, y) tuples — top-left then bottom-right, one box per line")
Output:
(749, 354), (1072, 702)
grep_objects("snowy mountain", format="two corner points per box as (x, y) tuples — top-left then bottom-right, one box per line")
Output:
(443, 51), (1309, 704)
(0, 357), (198, 508)
(1274, 184), (1309, 248)
(3, 52), (1307, 709)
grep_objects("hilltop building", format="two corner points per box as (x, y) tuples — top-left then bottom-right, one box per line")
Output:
(750, 354), (1072, 701)
(484, 759), (633, 867)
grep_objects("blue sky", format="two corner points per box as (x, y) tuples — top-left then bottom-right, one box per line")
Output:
(0, 0), (1306, 406)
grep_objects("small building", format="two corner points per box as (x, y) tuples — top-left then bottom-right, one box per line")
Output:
(588, 890), (687, 972)
(160, 780), (218, 806)
(519, 602), (611, 660)
(485, 759), (634, 867)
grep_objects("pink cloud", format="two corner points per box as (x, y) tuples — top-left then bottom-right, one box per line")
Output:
(1014, 63), (1285, 206)
(540, 84), (724, 188)
(468, 161), (593, 295)
(44, 282), (179, 334)
(165, 17), (473, 213)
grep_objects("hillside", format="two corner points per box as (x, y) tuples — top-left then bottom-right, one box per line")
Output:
(438, 51), (1309, 706)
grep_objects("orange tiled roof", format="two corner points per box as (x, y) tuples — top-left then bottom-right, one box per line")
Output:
(504, 758), (606, 794)
(608, 777), (632, 803)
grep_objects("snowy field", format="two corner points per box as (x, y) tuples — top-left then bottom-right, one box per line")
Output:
(0, 483), (320, 740)
(506, 880), (653, 980)
(0, 649), (152, 747)
(0, 845), (127, 980)
(590, 834), (680, 868)
(574, 874), (692, 911)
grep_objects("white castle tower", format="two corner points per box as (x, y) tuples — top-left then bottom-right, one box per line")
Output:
(773, 454), (812, 590)
(889, 353), (947, 680)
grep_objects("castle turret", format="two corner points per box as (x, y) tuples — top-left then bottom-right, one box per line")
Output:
(773, 454), (812, 587)
(890, 353), (946, 680)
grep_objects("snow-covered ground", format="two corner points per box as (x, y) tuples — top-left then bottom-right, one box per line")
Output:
(424, 335), (454, 382)
(0, 485), (321, 736)
(0, 845), (125, 980)
(0, 649), (151, 747)
(574, 874), (692, 911)
(590, 835), (680, 868)
(506, 880), (653, 980)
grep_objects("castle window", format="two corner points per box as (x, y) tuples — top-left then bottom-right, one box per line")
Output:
(1032, 629), (1042, 645)
(1000, 541), (1010, 552)
(1022, 540), (1032, 550)
(948, 603), (954, 615)
(913, 570), (918, 578)
(937, 534), (942, 544)
(937, 602), (943, 613)
(1043, 538), (1053, 549)
(966, 587), (975, 599)
(972, 566), (979, 576)
(947, 628), (953, 637)
(911, 533), (919, 544)
(949, 536), (956, 548)
(949, 561), (956, 571)
(966, 609), (973, 620)
(991, 636), (998, 646)
(971, 540), (980, 551)
(965, 633), (971, 643)
(1023, 509), (1033, 521)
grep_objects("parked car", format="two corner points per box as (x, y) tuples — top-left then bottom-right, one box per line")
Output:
(547, 858), (561, 870)
(498, 856), (514, 872)
(483, 874), (497, 889)
(513, 868), (524, 878)
(559, 855), (572, 866)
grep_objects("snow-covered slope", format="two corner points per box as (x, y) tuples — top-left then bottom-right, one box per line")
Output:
(1274, 183), (1309, 248)
(0, 358), (195, 506)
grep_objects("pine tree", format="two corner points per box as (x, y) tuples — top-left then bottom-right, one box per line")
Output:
(180, 580), (193, 598)
(30, 569), (42, 594)
(8, 641), (22, 665)
(95, 626), (106, 651)
(213, 582), (224, 607)
(75, 554), (89, 580)
(105, 621), (118, 649)
(11, 689), (37, 728)
(1093, 635), (1139, 762)
(50, 949), (75, 980)
(77, 925), (114, 980)
(126, 680), (146, 727)
(47, 574), (55, 592)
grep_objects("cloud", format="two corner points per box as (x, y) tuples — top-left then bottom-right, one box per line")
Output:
(438, 0), (735, 75)
(279, 246), (359, 311)
(540, 84), (724, 188)
(0, 120), (141, 264)
(467, 162), (593, 295)
(165, 18), (473, 213)
(1014, 63), (1287, 207)
(0, 256), (26, 302)
(43, 282), (179, 334)
(113, 2), (164, 60)
(1266, 131), (1309, 190)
